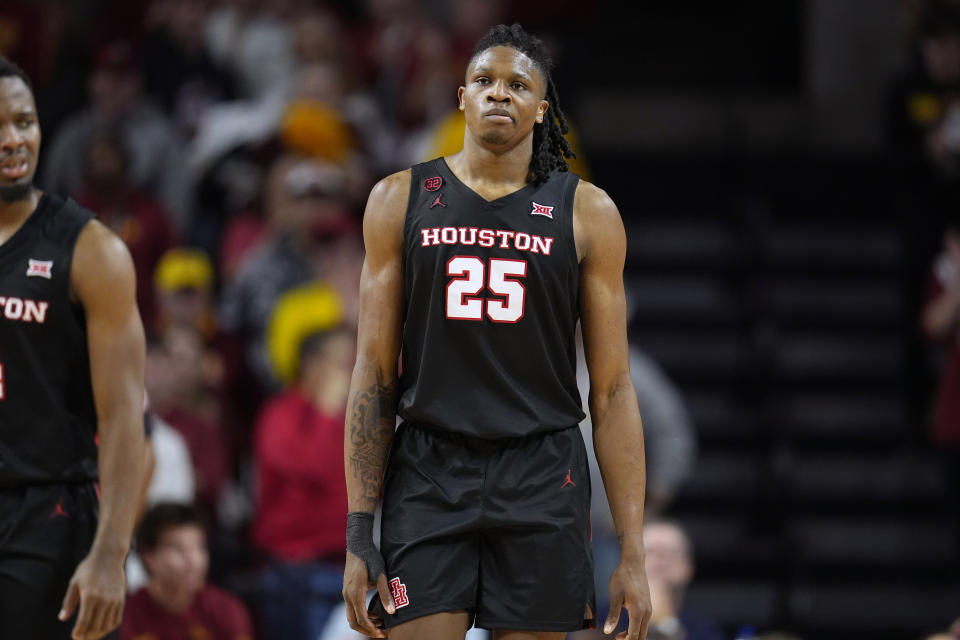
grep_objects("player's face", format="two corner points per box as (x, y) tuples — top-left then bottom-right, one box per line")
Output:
(459, 46), (549, 149)
(0, 76), (40, 203)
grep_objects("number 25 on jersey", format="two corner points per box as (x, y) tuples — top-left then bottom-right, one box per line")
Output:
(446, 256), (527, 323)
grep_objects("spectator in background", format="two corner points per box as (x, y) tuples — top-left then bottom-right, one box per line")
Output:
(205, 0), (295, 101)
(146, 325), (231, 521)
(154, 246), (219, 338)
(127, 405), (196, 593)
(922, 218), (960, 448)
(74, 130), (178, 333)
(642, 520), (722, 640)
(889, 5), (960, 181)
(921, 220), (960, 555)
(219, 154), (358, 390)
(43, 39), (194, 231)
(575, 332), (696, 639)
(141, 0), (236, 138)
(252, 316), (353, 640)
(121, 502), (253, 639)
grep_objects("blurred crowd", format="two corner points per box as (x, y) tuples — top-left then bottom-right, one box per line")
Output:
(0, 0), (601, 637)
(5, 0), (960, 637)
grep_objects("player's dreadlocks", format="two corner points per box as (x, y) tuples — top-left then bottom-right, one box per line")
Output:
(0, 56), (32, 91)
(472, 23), (575, 184)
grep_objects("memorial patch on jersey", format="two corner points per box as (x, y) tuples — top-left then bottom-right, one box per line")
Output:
(26, 259), (53, 279)
(530, 202), (554, 219)
(389, 577), (410, 608)
(423, 176), (443, 191)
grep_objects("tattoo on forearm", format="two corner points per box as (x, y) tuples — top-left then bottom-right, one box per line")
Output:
(617, 532), (625, 548)
(349, 379), (398, 511)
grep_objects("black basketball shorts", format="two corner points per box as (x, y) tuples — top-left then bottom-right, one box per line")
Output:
(0, 483), (103, 639)
(369, 423), (596, 631)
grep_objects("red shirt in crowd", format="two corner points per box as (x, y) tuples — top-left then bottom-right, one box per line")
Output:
(926, 273), (960, 446)
(120, 585), (253, 640)
(251, 390), (348, 562)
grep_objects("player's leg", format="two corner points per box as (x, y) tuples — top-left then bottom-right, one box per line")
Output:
(388, 611), (472, 640)
(492, 631), (566, 640)
(476, 426), (596, 634)
(0, 484), (99, 639)
(369, 424), (484, 630)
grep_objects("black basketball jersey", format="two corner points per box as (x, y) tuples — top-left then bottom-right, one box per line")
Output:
(0, 193), (98, 487)
(398, 157), (586, 439)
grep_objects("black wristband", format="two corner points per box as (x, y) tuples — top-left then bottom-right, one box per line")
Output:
(346, 511), (385, 582)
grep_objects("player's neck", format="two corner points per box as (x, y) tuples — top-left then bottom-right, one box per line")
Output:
(0, 188), (40, 245)
(451, 134), (533, 188)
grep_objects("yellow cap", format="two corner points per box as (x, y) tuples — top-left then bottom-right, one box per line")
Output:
(154, 247), (215, 293)
(266, 282), (343, 384)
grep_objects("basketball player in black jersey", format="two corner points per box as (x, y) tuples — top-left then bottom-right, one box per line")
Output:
(343, 24), (651, 640)
(0, 57), (148, 639)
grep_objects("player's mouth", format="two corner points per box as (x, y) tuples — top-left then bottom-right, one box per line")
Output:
(484, 108), (513, 123)
(0, 157), (29, 180)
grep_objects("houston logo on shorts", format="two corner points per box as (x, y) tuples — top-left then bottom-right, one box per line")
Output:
(389, 577), (410, 608)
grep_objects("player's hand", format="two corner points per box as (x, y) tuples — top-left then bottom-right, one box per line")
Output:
(58, 549), (126, 640)
(343, 550), (395, 638)
(604, 550), (652, 640)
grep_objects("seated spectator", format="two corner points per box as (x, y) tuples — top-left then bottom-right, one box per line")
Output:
(74, 130), (178, 333)
(43, 39), (193, 231)
(642, 519), (723, 640)
(251, 316), (353, 639)
(121, 502), (253, 639)
(922, 219), (960, 448)
(141, 0), (236, 138)
(146, 326), (231, 520)
(219, 154), (357, 390)
(127, 404), (196, 593)
(251, 324), (351, 636)
(575, 333), (696, 639)
(154, 247), (219, 338)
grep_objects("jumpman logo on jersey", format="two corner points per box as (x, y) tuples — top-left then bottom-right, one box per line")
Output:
(429, 193), (447, 209)
(49, 500), (69, 519)
(560, 469), (576, 488)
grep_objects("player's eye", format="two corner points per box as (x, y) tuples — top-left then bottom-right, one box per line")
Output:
(475, 77), (490, 85)
(511, 82), (526, 91)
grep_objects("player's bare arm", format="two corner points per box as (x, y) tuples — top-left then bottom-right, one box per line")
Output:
(343, 170), (409, 638)
(575, 181), (652, 640)
(59, 220), (147, 640)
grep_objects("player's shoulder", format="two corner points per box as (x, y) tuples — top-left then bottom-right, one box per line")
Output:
(71, 218), (135, 294)
(363, 169), (412, 234)
(573, 179), (619, 219)
(367, 169), (413, 209)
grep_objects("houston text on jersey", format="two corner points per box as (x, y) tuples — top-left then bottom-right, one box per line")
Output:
(0, 296), (49, 323)
(420, 226), (554, 255)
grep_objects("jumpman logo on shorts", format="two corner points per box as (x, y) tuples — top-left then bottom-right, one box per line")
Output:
(429, 193), (447, 208)
(49, 500), (69, 519)
(560, 469), (576, 488)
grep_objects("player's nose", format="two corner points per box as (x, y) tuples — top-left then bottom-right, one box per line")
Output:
(0, 124), (26, 152)
(486, 80), (510, 102)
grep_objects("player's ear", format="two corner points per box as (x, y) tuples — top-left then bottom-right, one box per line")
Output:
(458, 86), (466, 110)
(536, 100), (548, 124)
